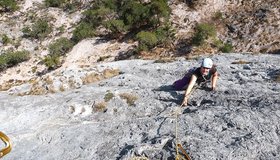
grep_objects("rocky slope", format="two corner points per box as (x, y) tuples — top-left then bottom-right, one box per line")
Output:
(0, 0), (279, 94)
(1, 53), (280, 159)
(0, 1), (280, 159)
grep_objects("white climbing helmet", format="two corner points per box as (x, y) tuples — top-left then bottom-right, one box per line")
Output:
(201, 58), (213, 68)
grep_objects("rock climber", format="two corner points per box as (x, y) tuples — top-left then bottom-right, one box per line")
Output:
(172, 58), (218, 106)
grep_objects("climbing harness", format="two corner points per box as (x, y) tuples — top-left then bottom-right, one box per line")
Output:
(0, 131), (12, 158)
(175, 106), (191, 160)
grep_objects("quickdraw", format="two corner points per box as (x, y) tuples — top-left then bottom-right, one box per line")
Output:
(0, 131), (12, 158)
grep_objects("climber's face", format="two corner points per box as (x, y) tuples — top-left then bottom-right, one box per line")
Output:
(201, 67), (210, 75)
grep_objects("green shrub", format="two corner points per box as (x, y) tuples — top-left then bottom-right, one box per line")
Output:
(72, 22), (96, 43)
(0, 50), (30, 71)
(120, 1), (150, 28)
(104, 91), (114, 102)
(63, 1), (81, 12)
(5, 51), (30, 67)
(43, 54), (61, 70)
(192, 23), (216, 46)
(150, 0), (170, 22)
(72, 0), (172, 50)
(83, 6), (111, 27)
(49, 37), (74, 56)
(104, 19), (126, 36)
(136, 31), (158, 51)
(212, 11), (223, 20)
(0, 0), (18, 12)
(213, 39), (223, 48)
(1, 34), (11, 45)
(45, 0), (82, 12)
(219, 42), (233, 53)
(0, 56), (7, 71)
(155, 24), (175, 47)
(44, 0), (66, 8)
(22, 19), (52, 40)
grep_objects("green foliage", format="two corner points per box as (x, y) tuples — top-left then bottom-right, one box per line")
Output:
(0, 50), (30, 71)
(120, 1), (150, 28)
(5, 51), (30, 67)
(72, 22), (96, 43)
(213, 39), (223, 48)
(83, 6), (112, 28)
(22, 19), (52, 40)
(192, 23), (216, 46)
(103, 0), (117, 10)
(104, 19), (126, 36)
(49, 38), (74, 56)
(44, 0), (82, 12)
(104, 91), (114, 102)
(150, 0), (170, 23)
(155, 24), (175, 46)
(43, 54), (61, 70)
(1, 34), (11, 45)
(219, 42), (233, 53)
(0, 56), (7, 71)
(213, 11), (223, 20)
(43, 37), (74, 70)
(44, 0), (66, 8)
(136, 31), (158, 51)
(72, 0), (172, 51)
(0, 0), (18, 12)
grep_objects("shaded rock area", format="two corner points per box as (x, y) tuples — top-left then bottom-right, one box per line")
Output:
(1, 53), (280, 160)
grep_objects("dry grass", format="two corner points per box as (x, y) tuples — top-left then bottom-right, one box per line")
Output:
(275, 75), (280, 82)
(103, 68), (120, 78)
(231, 60), (251, 64)
(44, 76), (53, 85)
(93, 102), (107, 112)
(82, 72), (102, 84)
(0, 79), (27, 91)
(29, 85), (47, 95)
(119, 93), (138, 106)
(153, 57), (175, 63)
(82, 69), (120, 84)
(59, 84), (65, 92)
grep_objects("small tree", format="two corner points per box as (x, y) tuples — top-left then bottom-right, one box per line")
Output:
(43, 54), (61, 70)
(104, 19), (126, 37)
(71, 22), (96, 43)
(120, 1), (150, 29)
(219, 42), (233, 53)
(136, 31), (158, 51)
(0, 50), (30, 71)
(192, 23), (216, 46)
(155, 24), (175, 47)
(49, 37), (74, 56)
(22, 19), (52, 40)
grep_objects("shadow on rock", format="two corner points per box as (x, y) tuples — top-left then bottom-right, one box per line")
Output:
(116, 143), (134, 160)
(153, 85), (175, 92)
(153, 85), (183, 105)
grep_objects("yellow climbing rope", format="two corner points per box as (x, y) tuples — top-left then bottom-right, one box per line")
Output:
(175, 106), (191, 160)
(0, 131), (12, 158)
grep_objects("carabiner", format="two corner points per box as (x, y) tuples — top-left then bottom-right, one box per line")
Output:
(0, 131), (12, 158)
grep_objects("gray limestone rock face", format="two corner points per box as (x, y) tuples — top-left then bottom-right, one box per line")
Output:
(0, 53), (280, 160)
